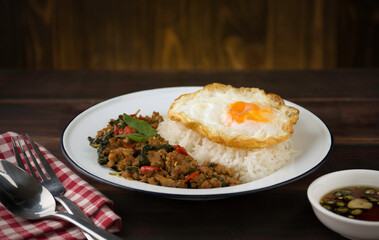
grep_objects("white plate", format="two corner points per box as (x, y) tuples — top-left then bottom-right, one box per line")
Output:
(61, 87), (333, 200)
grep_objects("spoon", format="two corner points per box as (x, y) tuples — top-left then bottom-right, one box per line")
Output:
(0, 159), (121, 240)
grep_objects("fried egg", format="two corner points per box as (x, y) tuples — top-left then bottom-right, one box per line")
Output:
(167, 83), (299, 149)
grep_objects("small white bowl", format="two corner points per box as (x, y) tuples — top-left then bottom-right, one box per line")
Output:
(307, 169), (379, 240)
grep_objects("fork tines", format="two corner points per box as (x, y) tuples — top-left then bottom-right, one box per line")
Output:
(12, 134), (54, 181)
(11, 137), (26, 171)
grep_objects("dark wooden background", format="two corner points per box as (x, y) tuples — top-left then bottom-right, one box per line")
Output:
(1, 0), (378, 70)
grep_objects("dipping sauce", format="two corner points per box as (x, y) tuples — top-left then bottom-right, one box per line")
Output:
(320, 186), (379, 221)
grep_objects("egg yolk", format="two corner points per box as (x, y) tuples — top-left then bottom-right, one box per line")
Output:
(227, 101), (274, 124)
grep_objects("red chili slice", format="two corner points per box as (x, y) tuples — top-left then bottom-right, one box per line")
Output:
(113, 125), (120, 135)
(114, 125), (136, 136)
(174, 145), (189, 156)
(130, 114), (145, 120)
(140, 166), (160, 174)
(122, 126), (136, 134)
(182, 170), (200, 185)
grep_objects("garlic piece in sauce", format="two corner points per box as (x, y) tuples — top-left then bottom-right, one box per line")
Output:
(347, 198), (373, 209)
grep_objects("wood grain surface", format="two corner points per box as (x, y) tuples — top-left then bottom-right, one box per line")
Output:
(0, 69), (378, 239)
(1, 0), (378, 70)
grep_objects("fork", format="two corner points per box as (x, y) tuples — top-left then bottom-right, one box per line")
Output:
(12, 134), (95, 240)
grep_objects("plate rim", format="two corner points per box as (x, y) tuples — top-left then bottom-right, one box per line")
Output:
(60, 86), (333, 200)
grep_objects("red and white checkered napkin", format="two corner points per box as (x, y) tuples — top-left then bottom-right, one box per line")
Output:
(0, 132), (122, 240)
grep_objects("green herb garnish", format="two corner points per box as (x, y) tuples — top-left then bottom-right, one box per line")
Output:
(115, 133), (150, 142)
(113, 114), (157, 142)
(123, 113), (156, 137)
(214, 175), (227, 187)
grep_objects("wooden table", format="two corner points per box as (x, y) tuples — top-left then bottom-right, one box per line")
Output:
(0, 70), (378, 239)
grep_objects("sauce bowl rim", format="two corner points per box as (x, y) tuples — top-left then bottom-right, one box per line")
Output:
(307, 169), (379, 226)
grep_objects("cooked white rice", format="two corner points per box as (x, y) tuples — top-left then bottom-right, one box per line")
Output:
(157, 119), (300, 183)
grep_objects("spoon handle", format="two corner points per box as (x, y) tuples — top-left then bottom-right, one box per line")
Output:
(53, 212), (122, 240)
(55, 196), (95, 240)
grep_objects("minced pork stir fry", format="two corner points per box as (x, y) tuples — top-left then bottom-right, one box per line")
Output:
(88, 112), (242, 188)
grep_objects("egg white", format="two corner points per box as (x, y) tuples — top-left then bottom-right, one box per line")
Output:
(168, 83), (299, 149)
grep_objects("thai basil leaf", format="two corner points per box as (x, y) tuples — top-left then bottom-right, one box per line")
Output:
(115, 133), (150, 142)
(123, 114), (156, 137)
